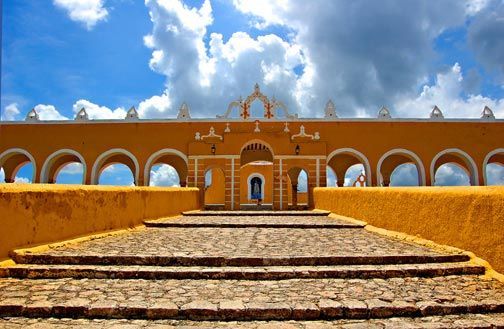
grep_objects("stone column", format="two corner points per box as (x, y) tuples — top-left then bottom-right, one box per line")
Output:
(292, 184), (298, 208)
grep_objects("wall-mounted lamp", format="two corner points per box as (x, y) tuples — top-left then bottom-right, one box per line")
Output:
(295, 144), (300, 155)
(211, 144), (216, 155)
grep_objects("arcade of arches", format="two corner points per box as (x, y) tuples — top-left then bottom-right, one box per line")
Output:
(1, 86), (503, 209)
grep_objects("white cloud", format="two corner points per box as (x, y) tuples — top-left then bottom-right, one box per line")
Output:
(72, 99), (126, 119)
(149, 164), (180, 187)
(344, 164), (365, 186)
(390, 164), (420, 186)
(1, 103), (20, 121)
(232, 0), (289, 29)
(138, 92), (172, 118)
(394, 63), (504, 118)
(0, 168), (4, 182)
(486, 163), (504, 185)
(53, 0), (108, 30)
(434, 164), (471, 186)
(14, 176), (30, 184)
(34, 104), (69, 120)
(58, 162), (84, 175)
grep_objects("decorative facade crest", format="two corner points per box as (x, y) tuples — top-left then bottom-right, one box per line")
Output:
(481, 106), (495, 120)
(201, 126), (223, 141)
(284, 122), (290, 132)
(177, 102), (191, 120)
(254, 120), (261, 132)
(377, 106), (391, 119)
(195, 132), (201, 140)
(224, 123), (231, 133)
(75, 108), (89, 121)
(217, 84), (298, 120)
(430, 105), (444, 120)
(291, 125), (320, 140)
(125, 106), (139, 120)
(324, 100), (337, 119)
(25, 108), (39, 122)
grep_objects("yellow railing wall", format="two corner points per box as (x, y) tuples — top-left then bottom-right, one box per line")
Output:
(314, 186), (504, 273)
(0, 184), (199, 259)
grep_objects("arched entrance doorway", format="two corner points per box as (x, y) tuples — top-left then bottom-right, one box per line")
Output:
(240, 140), (274, 209)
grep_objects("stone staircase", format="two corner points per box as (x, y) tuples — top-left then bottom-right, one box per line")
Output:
(1, 211), (504, 328)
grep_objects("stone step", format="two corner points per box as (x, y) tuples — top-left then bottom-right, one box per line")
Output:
(0, 275), (503, 321)
(0, 262), (484, 280)
(11, 253), (470, 267)
(2, 313), (504, 328)
(144, 216), (362, 228)
(182, 210), (331, 217)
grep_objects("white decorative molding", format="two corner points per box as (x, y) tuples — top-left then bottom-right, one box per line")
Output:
(376, 148), (426, 186)
(377, 106), (391, 119)
(430, 105), (444, 120)
(284, 122), (290, 132)
(217, 84), (297, 120)
(430, 148), (479, 186)
(195, 132), (201, 140)
(177, 102), (191, 120)
(0, 148), (37, 183)
(291, 125), (320, 140)
(41, 149), (87, 184)
(75, 108), (89, 121)
(481, 106), (495, 120)
(201, 127), (223, 141)
(224, 123), (231, 133)
(482, 148), (504, 186)
(91, 148), (139, 185)
(324, 100), (337, 119)
(254, 120), (261, 132)
(326, 148), (372, 186)
(25, 109), (39, 122)
(125, 106), (139, 120)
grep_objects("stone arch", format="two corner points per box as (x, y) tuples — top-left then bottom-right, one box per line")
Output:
(240, 139), (274, 166)
(91, 148), (139, 185)
(247, 172), (266, 200)
(376, 148), (426, 186)
(0, 148), (37, 183)
(144, 148), (189, 186)
(430, 148), (479, 186)
(326, 148), (372, 186)
(483, 148), (504, 186)
(41, 149), (86, 184)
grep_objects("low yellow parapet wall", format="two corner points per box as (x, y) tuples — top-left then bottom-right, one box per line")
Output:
(314, 186), (504, 273)
(0, 184), (199, 260)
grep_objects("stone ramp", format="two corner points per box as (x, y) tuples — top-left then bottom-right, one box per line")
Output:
(0, 262), (484, 280)
(182, 210), (331, 216)
(1, 212), (503, 325)
(0, 276), (504, 320)
(2, 313), (504, 328)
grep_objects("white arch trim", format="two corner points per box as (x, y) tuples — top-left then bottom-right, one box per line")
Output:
(483, 148), (504, 186)
(247, 173), (266, 200)
(240, 139), (275, 156)
(91, 148), (140, 185)
(41, 149), (86, 184)
(376, 148), (426, 186)
(430, 148), (479, 186)
(326, 148), (372, 186)
(144, 148), (189, 186)
(0, 148), (37, 183)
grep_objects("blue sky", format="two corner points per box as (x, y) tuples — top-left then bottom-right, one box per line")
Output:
(1, 0), (503, 186)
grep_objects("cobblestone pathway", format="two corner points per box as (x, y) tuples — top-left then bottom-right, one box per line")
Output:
(1, 211), (504, 327)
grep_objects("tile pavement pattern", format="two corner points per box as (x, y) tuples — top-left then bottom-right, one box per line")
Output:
(1, 210), (503, 327)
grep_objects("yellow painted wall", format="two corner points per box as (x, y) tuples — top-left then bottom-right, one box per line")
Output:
(0, 184), (199, 260)
(204, 168), (225, 204)
(314, 187), (504, 273)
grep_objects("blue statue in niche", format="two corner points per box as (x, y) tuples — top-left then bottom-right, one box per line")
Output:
(250, 177), (262, 205)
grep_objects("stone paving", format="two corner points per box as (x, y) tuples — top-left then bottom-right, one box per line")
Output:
(2, 313), (504, 329)
(1, 211), (504, 326)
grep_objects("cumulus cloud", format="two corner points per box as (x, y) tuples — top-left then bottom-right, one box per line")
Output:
(390, 164), (420, 186)
(434, 164), (471, 186)
(99, 164), (134, 186)
(394, 63), (504, 118)
(53, 0), (108, 30)
(58, 163), (84, 175)
(149, 164), (180, 187)
(14, 176), (31, 184)
(34, 104), (69, 120)
(486, 163), (504, 185)
(1, 103), (20, 121)
(73, 99), (126, 119)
